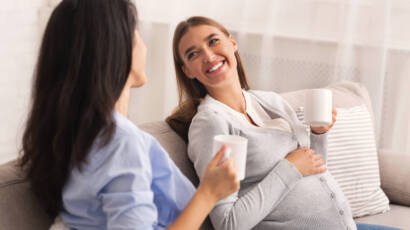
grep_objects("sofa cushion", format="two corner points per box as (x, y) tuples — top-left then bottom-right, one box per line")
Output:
(378, 150), (410, 207)
(0, 160), (52, 230)
(355, 204), (410, 229)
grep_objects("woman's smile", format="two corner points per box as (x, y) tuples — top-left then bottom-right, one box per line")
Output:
(205, 60), (226, 75)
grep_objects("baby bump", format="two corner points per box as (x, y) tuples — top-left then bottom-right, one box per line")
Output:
(265, 172), (348, 222)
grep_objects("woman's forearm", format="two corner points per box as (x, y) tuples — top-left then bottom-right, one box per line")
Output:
(310, 132), (328, 161)
(167, 186), (217, 230)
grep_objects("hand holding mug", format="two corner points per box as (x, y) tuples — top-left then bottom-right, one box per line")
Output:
(311, 107), (337, 134)
(199, 145), (240, 203)
(305, 89), (337, 134)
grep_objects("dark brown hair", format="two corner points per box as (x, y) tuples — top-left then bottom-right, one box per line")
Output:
(166, 16), (250, 142)
(19, 0), (138, 218)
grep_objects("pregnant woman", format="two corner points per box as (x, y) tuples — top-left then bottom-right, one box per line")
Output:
(167, 16), (400, 230)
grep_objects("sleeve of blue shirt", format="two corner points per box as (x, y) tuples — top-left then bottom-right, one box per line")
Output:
(95, 134), (159, 230)
(149, 138), (195, 227)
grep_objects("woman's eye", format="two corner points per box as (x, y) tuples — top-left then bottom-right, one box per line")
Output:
(209, 38), (219, 45)
(188, 52), (198, 60)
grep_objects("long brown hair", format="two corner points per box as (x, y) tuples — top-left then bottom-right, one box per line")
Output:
(19, 0), (138, 218)
(166, 16), (250, 142)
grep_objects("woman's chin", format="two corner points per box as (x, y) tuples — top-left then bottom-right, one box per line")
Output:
(131, 73), (147, 88)
(132, 81), (146, 88)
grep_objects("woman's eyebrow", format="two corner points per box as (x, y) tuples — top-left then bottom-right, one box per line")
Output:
(204, 33), (217, 41)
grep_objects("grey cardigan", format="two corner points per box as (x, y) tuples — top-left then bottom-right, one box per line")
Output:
(188, 90), (356, 230)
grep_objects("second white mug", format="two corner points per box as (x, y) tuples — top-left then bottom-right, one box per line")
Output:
(304, 89), (333, 127)
(213, 135), (248, 181)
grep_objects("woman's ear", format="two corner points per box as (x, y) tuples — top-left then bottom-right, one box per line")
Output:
(229, 34), (238, 52)
(182, 65), (195, 79)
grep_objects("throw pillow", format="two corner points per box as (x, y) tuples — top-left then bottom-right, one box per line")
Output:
(296, 105), (390, 218)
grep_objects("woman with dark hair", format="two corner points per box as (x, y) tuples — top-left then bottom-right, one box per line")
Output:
(20, 1), (239, 229)
(168, 16), (401, 230)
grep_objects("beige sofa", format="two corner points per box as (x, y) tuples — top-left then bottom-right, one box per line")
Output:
(1, 81), (409, 230)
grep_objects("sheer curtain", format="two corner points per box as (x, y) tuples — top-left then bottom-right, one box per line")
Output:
(133, 0), (410, 156)
(41, 0), (409, 156)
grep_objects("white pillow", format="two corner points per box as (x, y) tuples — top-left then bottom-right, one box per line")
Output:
(296, 105), (390, 218)
(49, 216), (71, 230)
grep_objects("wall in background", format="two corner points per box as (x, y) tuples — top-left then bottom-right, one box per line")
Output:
(0, 0), (49, 164)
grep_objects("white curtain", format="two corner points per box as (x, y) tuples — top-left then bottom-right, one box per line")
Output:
(1, 0), (404, 165)
(133, 0), (410, 156)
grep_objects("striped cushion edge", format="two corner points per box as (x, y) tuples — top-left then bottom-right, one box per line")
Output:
(296, 105), (390, 218)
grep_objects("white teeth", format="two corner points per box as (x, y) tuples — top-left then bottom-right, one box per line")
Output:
(208, 62), (223, 73)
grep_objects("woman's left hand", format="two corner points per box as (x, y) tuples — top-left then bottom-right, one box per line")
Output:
(311, 107), (337, 134)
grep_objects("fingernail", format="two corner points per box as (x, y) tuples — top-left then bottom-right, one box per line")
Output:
(223, 147), (231, 161)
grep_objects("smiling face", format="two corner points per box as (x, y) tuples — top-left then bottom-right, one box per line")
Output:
(178, 25), (239, 92)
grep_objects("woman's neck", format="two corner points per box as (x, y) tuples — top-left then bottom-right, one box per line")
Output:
(115, 86), (131, 117)
(208, 80), (246, 114)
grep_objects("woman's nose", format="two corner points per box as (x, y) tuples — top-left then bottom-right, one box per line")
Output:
(202, 48), (216, 63)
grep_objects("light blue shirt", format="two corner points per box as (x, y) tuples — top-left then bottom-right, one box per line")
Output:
(61, 112), (195, 230)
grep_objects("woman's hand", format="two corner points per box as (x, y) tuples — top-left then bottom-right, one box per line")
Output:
(311, 107), (337, 134)
(197, 145), (240, 203)
(285, 147), (326, 176)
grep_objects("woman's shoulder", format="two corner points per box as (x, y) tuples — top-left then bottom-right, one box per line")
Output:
(112, 111), (151, 140)
(194, 95), (234, 123)
(68, 119), (163, 201)
(86, 113), (157, 170)
(191, 105), (228, 130)
(189, 101), (232, 144)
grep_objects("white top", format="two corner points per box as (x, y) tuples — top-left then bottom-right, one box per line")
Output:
(206, 91), (292, 133)
(243, 91), (292, 133)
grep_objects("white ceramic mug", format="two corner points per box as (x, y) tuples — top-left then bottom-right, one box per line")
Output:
(304, 89), (333, 127)
(213, 135), (248, 181)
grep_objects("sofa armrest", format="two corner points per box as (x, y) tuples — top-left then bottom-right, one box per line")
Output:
(379, 150), (410, 206)
(0, 160), (53, 230)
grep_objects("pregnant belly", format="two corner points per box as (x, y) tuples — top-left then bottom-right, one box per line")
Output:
(265, 172), (348, 222)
